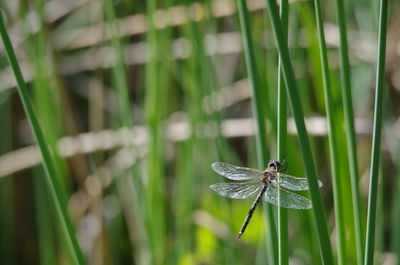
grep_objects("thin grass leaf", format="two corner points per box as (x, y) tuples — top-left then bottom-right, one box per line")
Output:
(311, 0), (347, 263)
(264, 0), (334, 264)
(277, 0), (288, 264)
(364, 1), (388, 264)
(24, 3), (72, 262)
(236, 0), (277, 262)
(334, 0), (364, 263)
(26, 0), (70, 187)
(145, 0), (168, 263)
(0, 10), (86, 265)
(104, 2), (150, 263)
(104, 0), (132, 126)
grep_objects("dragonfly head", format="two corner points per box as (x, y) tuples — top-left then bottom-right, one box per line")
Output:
(267, 160), (281, 171)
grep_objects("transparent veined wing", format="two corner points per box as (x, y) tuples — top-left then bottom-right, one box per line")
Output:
(211, 162), (264, 181)
(209, 181), (263, 199)
(265, 184), (312, 209)
(275, 173), (323, 191)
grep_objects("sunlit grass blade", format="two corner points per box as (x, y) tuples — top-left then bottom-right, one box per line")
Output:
(236, 0), (269, 166)
(104, 0), (132, 126)
(277, 0), (288, 264)
(104, 2), (150, 262)
(236, 0), (277, 262)
(24, 3), (70, 262)
(312, 0), (347, 263)
(145, 0), (169, 263)
(264, 0), (334, 264)
(364, 1), (388, 264)
(175, 9), (208, 263)
(334, 0), (364, 263)
(0, 10), (86, 265)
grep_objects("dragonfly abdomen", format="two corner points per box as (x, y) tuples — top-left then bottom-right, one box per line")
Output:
(238, 185), (268, 239)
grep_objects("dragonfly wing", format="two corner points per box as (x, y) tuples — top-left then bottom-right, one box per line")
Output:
(276, 173), (323, 191)
(211, 162), (264, 181)
(209, 181), (263, 199)
(265, 184), (312, 209)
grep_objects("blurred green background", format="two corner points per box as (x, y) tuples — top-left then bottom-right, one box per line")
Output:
(0, 0), (399, 264)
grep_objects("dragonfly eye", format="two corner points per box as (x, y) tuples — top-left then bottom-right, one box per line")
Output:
(268, 160), (279, 170)
(268, 161), (275, 169)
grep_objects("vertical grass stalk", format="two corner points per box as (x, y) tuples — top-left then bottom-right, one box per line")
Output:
(0, 10), (86, 265)
(264, 0), (334, 264)
(236, 0), (277, 262)
(26, 2), (67, 262)
(335, 0), (364, 263)
(145, 1), (167, 263)
(104, 0), (132, 126)
(364, 1), (388, 264)
(312, 0), (347, 263)
(277, 0), (288, 264)
(104, 1), (150, 263)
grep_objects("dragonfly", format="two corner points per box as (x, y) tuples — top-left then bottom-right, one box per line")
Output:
(209, 160), (323, 239)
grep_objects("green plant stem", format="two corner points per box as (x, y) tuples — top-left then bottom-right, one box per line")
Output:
(236, 0), (277, 262)
(146, 1), (167, 263)
(264, 0), (334, 264)
(335, 0), (364, 263)
(364, 1), (388, 264)
(104, 2), (149, 263)
(312, 0), (347, 264)
(277, 0), (288, 264)
(0, 10), (86, 265)
(104, 0), (132, 126)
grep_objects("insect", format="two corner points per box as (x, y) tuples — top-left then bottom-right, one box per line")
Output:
(209, 160), (323, 239)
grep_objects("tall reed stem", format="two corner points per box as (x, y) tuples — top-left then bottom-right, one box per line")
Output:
(264, 0), (334, 264)
(335, 0), (364, 263)
(236, 0), (277, 262)
(312, 0), (347, 263)
(0, 10), (86, 265)
(277, 0), (288, 264)
(364, 1), (388, 264)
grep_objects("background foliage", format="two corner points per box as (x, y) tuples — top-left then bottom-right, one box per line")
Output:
(0, 0), (399, 264)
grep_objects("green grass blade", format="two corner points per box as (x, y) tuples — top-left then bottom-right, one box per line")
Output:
(236, 0), (277, 262)
(312, 0), (347, 263)
(0, 11), (86, 265)
(264, 0), (334, 264)
(104, 2), (150, 263)
(104, 0), (132, 126)
(145, 0), (168, 263)
(364, 1), (388, 264)
(236, 0), (269, 167)
(334, 0), (364, 263)
(277, 0), (288, 264)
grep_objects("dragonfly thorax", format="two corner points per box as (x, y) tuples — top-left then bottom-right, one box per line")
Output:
(262, 170), (278, 185)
